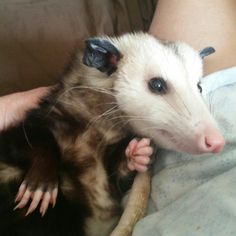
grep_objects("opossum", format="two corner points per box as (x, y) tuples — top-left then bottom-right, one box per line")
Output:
(0, 32), (224, 236)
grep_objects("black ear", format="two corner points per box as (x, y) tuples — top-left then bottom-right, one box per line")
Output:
(199, 47), (215, 59)
(82, 38), (121, 75)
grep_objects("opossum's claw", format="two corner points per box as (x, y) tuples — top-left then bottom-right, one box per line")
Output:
(126, 138), (153, 172)
(15, 182), (27, 203)
(40, 191), (51, 217)
(25, 189), (43, 216)
(14, 181), (58, 217)
(14, 187), (32, 210)
(50, 187), (58, 208)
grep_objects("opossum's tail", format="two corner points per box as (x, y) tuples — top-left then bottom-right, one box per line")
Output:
(110, 171), (151, 236)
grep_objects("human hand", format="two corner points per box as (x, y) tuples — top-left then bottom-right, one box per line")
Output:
(0, 87), (50, 131)
(0, 86), (57, 216)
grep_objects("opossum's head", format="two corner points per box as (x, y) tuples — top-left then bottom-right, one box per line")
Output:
(83, 33), (225, 154)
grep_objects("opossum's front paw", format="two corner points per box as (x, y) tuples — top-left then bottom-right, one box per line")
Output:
(125, 138), (153, 172)
(14, 169), (58, 217)
(14, 181), (58, 217)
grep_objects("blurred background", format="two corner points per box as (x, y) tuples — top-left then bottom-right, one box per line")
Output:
(0, 0), (156, 95)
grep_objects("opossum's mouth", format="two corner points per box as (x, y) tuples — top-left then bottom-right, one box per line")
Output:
(157, 129), (172, 142)
(152, 129), (181, 151)
(157, 129), (185, 152)
(153, 129), (224, 155)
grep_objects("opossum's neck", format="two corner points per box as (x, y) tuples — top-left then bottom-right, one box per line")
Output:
(54, 80), (130, 144)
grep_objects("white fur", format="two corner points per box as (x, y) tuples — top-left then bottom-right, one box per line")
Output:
(109, 33), (222, 154)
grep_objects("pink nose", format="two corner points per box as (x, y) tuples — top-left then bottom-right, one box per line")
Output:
(203, 135), (225, 153)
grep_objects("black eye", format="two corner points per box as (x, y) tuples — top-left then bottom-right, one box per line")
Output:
(148, 77), (167, 94)
(197, 82), (202, 93)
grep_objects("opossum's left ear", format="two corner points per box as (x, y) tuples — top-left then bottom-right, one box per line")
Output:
(83, 38), (121, 75)
(199, 47), (215, 59)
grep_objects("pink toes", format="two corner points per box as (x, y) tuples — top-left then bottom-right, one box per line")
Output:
(14, 182), (58, 217)
(126, 138), (153, 172)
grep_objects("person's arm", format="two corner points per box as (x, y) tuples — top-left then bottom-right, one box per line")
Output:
(149, 0), (236, 75)
(0, 87), (50, 131)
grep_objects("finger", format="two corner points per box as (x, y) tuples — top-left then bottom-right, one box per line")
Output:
(14, 188), (32, 210)
(134, 146), (153, 156)
(133, 163), (148, 172)
(127, 161), (135, 171)
(125, 147), (130, 158)
(15, 182), (27, 202)
(125, 139), (139, 158)
(25, 189), (43, 216)
(40, 191), (51, 217)
(50, 188), (58, 208)
(133, 155), (150, 165)
(136, 138), (151, 149)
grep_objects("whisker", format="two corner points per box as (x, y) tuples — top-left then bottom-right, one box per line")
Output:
(94, 101), (119, 108)
(45, 85), (115, 117)
(208, 92), (214, 115)
(139, 126), (161, 132)
(174, 88), (191, 117)
(95, 114), (162, 154)
(108, 116), (152, 124)
(161, 94), (186, 120)
(95, 119), (130, 152)
(22, 122), (33, 149)
(86, 105), (120, 128)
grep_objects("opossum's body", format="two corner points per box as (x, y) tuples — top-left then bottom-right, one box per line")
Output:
(0, 74), (133, 235)
(0, 33), (224, 236)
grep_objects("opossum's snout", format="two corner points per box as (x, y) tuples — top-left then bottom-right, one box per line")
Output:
(157, 121), (225, 155)
(195, 126), (225, 154)
(156, 120), (225, 155)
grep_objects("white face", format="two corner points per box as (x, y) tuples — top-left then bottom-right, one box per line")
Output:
(113, 33), (224, 154)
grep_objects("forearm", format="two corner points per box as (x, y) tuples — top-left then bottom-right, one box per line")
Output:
(149, 0), (236, 75)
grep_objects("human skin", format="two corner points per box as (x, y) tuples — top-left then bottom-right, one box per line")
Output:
(149, 0), (236, 75)
(0, 87), (50, 131)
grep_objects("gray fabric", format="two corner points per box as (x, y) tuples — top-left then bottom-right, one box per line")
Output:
(133, 67), (236, 236)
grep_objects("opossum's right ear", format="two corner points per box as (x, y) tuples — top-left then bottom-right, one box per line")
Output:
(82, 38), (121, 75)
(199, 47), (215, 59)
